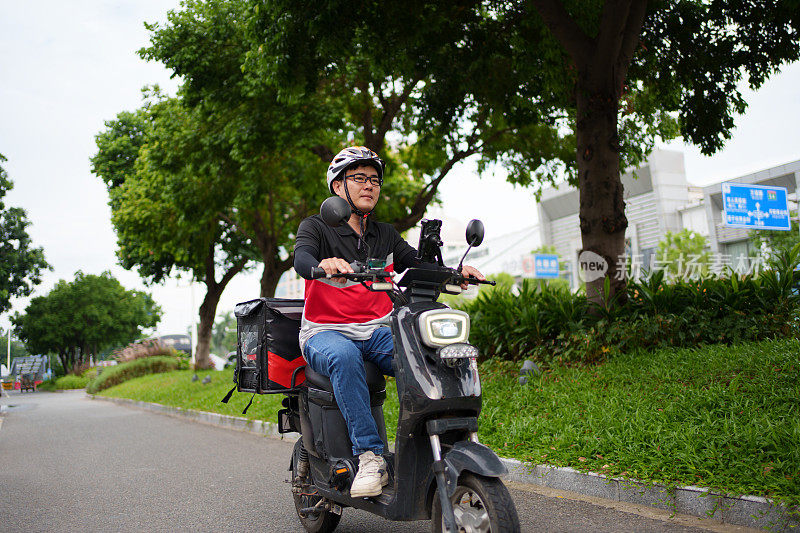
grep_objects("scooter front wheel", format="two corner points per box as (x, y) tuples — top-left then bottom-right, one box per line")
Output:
(431, 473), (520, 533)
(291, 441), (341, 533)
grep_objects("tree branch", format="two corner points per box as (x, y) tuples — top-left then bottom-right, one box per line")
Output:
(218, 211), (255, 243)
(373, 80), (389, 110)
(615, 0), (648, 88)
(375, 75), (421, 146)
(393, 149), (475, 232)
(393, 122), (514, 232)
(594, 0), (634, 74)
(357, 79), (376, 149)
(530, 0), (593, 66)
(219, 258), (247, 289)
(309, 144), (334, 162)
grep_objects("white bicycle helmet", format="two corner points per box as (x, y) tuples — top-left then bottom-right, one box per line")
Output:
(326, 146), (385, 194)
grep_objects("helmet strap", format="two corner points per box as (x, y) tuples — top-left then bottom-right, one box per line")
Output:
(342, 177), (372, 220)
(341, 178), (373, 256)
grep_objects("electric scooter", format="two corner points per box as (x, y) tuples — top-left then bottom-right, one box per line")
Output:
(277, 196), (520, 533)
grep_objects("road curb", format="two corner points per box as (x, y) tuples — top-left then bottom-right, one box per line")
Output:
(92, 394), (797, 531)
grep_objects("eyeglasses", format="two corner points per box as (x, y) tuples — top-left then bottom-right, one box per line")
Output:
(345, 173), (383, 187)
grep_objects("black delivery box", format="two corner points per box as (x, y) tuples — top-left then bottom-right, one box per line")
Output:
(233, 298), (306, 393)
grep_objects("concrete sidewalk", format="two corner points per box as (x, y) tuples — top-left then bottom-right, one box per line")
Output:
(92, 394), (798, 531)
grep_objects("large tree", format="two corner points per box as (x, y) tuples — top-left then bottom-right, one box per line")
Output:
(0, 154), (50, 314)
(13, 272), (161, 373)
(252, 0), (800, 303)
(527, 0), (799, 301)
(137, 0), (431, 297)
(93, 96), (255, 369)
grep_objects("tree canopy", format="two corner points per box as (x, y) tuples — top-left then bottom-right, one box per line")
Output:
(13, 272), (161, 374)
(251, 0), (800, 302)
(0, 154), (50, 314)
(92, 94), (254, 369)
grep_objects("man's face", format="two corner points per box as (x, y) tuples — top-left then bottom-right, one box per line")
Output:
(333, 164), (380, 213)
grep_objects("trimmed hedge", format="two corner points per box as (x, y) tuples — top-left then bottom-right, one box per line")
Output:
(86, 356), (186, 394)
(54, 375), (90, 389)
(26, 375), (89, 391)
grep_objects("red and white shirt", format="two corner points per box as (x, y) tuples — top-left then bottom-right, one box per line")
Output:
(294, 214), (417, 352)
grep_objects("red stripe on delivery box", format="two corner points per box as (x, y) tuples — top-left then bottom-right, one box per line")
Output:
(267, 351), (306, 387)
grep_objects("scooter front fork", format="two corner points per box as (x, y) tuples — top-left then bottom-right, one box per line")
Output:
(430, 434), (459, 533)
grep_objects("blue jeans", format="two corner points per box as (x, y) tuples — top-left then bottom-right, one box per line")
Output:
(303, 327), (394, 456)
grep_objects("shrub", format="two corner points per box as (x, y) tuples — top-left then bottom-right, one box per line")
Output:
(113, 339), (176, 362)
(87, 356), (186, 394)
(460, 246), (800, 366)
(36, 378), (57, 391)
(54, 374), (90, 389)
(82, 367), (101, 380)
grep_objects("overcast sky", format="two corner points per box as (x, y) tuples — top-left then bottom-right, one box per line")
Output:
(2, 1), (799, 337)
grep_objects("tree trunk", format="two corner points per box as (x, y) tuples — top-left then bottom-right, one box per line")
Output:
(575, 79), (628, 305)
(194, 287), (222, 370)
(530, 0), (647, 306)
(194, 240), (248, 370)
(259, 261), (285, 298)
(58, 350), (68, 376)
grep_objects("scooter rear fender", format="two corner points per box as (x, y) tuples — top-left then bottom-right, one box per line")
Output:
(441, 440), (507, 497)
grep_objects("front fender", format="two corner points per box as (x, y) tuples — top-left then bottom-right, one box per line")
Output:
(441, 441), (507, 497)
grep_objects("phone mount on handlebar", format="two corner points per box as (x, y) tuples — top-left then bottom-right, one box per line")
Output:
(416, 219), (445, 266)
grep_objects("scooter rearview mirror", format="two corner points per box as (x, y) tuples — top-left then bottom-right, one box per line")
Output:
(465, 219), (484, 247)
(320, 196), (351, 227)
(456, 219), (485, 274)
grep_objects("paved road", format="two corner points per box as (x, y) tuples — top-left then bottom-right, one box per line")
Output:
(0, 390), (753, 532)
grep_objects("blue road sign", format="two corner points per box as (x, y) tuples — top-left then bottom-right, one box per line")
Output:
(721, 183), (790, 230)
(533, 254), (560, 279)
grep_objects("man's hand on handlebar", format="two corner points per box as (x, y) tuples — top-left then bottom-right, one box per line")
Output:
(318, 257), (353, 284)
(459, 265), (486, 289)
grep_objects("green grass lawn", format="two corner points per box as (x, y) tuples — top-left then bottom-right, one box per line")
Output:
(100, 369), (285, 421)
(98, 338), (800, 505)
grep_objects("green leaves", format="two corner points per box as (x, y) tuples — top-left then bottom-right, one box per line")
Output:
(0, 154), (51, 314)
(461, 247), (800, 367)
(636, 0), (800, 155)
(13, 272), (161, 373)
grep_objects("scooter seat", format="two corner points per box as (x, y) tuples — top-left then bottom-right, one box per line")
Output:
(304, 361), (386, 394)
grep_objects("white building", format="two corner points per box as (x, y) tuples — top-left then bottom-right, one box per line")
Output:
(538, 149), (800, 287)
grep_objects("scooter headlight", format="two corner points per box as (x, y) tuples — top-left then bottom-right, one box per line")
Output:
(418, 309), (470, 348)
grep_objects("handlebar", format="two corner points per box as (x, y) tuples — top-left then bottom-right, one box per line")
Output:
(309, 266), (393, 281)
(309, 264), (495, 287)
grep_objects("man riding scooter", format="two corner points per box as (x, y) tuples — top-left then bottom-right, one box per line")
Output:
(293, 146), (485, 498)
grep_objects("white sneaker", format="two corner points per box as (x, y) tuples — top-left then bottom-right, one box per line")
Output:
(350, 451), (389, 498)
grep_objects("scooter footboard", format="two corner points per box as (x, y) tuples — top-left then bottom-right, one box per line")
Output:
(441, 441), (507, 497)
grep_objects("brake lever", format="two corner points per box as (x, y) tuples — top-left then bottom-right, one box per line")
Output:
(467, 276), (496, 286)
(452, 273), (495, 286)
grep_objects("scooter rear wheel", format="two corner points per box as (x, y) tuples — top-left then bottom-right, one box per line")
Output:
(431, 472), (520, 533)
(292, 441), (341, 533)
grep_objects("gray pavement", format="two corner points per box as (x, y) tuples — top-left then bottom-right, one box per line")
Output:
(0, 390), (757, 532)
